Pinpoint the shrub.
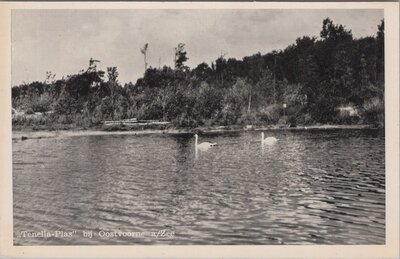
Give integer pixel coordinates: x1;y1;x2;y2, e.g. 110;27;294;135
361;97;384;126
259;104;281;124
25;108;34;115
237;112;259;125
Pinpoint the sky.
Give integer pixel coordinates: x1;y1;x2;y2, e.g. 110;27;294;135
12;9;383;86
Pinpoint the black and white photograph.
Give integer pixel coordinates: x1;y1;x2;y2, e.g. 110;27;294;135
1;2;399;258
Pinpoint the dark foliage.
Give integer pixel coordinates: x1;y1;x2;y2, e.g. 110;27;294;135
12;19;384;128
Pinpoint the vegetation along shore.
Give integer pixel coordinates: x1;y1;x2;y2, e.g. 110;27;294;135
12;18;385;131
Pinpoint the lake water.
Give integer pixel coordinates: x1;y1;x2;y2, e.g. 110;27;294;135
13;129;385;245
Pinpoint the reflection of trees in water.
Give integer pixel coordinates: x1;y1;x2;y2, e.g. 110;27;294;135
261;134;330;238
168;135;195;197
163;135;200;228
53;136;122;226
261;135;309;201
171;135;193;166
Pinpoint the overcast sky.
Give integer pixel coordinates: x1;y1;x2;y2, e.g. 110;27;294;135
12;9;383;86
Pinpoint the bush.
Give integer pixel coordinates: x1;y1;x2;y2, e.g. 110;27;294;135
258;104;281;124
172;114;199;128
361;97;384;126
25;108;34;115
102;124;128;131
334;108;361;124
237;112;259;125
289;113;315;125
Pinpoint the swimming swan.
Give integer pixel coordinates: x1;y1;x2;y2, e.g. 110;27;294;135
195;134;217;150
261;132;278;145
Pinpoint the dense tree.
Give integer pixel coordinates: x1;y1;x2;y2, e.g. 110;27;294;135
174;43;188;70
12;18;385;128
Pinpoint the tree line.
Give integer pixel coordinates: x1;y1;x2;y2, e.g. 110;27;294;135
12;18;385;129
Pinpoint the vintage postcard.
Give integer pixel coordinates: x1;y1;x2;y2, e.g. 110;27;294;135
0;1;399;258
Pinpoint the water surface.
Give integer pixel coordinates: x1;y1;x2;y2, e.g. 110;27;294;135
13;129;385;245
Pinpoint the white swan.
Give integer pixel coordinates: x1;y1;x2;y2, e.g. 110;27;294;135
261;132;278;145
195;134;217;151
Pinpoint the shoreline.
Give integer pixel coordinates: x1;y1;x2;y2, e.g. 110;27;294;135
12;124;381;141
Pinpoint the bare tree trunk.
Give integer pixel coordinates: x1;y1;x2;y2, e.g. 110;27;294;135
248;85;252;113
273;79;276;104
162;100;166;121
273;54;276;104
111;84;115;120
144;54;147;72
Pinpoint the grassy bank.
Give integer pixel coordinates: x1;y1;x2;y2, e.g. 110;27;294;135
12;123;381;142
12;119;381;132
12;109;384;133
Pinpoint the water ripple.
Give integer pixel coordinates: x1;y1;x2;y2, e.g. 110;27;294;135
13;129;385;245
